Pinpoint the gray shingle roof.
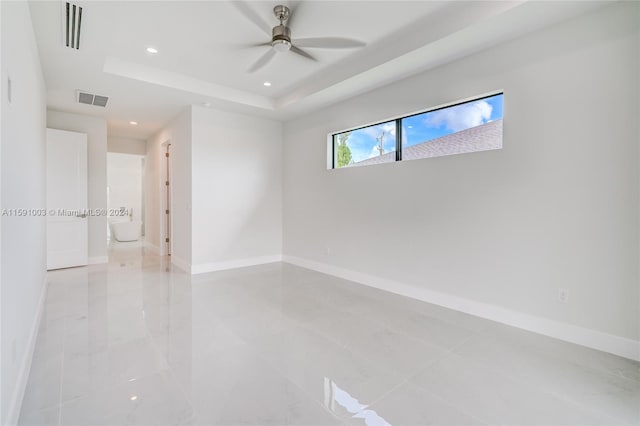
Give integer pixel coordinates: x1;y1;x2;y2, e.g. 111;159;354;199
346;119;503;167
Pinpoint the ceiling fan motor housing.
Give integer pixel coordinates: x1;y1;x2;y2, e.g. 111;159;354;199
272;24;291;51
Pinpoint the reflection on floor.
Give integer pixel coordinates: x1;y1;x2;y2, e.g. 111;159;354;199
18;246;640;425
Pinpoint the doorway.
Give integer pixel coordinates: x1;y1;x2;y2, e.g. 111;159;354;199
106;152;145;250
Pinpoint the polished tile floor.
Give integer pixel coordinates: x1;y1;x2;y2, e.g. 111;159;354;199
19;243;640;425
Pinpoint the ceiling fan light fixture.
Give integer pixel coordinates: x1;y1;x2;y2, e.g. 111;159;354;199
272;39;291;52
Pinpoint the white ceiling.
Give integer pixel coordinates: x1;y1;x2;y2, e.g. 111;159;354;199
28;0;608;140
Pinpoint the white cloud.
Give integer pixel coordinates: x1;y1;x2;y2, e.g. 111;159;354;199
361;122;396;139
426;100;493;132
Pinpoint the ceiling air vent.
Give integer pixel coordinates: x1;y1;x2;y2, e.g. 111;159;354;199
76;90;109;107
65;2;83;49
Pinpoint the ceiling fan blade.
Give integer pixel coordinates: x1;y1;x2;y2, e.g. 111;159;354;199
290;45;317;62
231;1;272;37
248;42;272;48
294;37;366;49
248;48;277;73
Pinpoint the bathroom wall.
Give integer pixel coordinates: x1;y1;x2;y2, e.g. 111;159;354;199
107;153;145;236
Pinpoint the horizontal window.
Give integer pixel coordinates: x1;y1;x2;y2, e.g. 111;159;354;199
331;93;503;169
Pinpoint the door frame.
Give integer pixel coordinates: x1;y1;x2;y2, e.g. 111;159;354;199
161;141;172;256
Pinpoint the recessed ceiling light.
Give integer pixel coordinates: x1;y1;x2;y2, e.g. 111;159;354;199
130;396;138;401
129;121;138;125
146;47;158;54
263;82;272;87
203;102;211;108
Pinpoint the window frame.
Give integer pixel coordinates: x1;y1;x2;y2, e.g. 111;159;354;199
329;90;503;170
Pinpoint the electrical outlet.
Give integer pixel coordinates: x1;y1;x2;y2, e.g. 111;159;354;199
558;288;569;304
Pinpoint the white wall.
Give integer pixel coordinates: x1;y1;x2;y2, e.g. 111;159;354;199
190;106;282;273
0;2;47;423
47;111;108;264
108;136;146;156
107;153;144;227
283;2;639;353
146;108;192;266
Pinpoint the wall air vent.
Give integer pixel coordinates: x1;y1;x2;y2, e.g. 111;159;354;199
76;90;109;107
65;2;83;49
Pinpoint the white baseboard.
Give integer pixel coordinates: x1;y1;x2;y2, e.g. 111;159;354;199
170;256;191;273
283;255;640;362
7;276;49;425
191;255;283;275
144;241;161;256
88;256;108;265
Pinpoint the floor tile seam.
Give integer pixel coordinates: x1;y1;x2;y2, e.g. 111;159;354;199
58;366;176;408
253;317;414;398
482;335;640;387
57;316;173;406
559;359;640;386
443;339;588;399
472;326;640;385
393;331;480;385
401;382;491;426
236;344;348;425
449;336;640;419
162;364;199;424
233;332;364;425
306;389;358;425
343;308;483;354
545;387;637;425
57;315;67;426
55;367;188;426
144;321;196;416
347;378;416;424
411;346;635;426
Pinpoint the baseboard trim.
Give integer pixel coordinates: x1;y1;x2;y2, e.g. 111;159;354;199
7;275;49;425
170;256;191;273
282;255;640;362
88;256;108;265
191;255;283;275
144;241;161;256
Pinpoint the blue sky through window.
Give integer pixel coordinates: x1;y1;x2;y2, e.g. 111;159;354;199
403;94;503;148
333;93;503;167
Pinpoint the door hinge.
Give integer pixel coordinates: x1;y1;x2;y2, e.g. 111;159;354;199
165;209;169;214
165;237;170;243
165;152;170;158
165;180;169;186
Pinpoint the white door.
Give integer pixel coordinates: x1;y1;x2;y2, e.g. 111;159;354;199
46;128;88;270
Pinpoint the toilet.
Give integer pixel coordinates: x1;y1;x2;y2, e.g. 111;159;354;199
109;216;141;242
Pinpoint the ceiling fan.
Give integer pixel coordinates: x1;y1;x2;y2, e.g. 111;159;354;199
233;2;366;73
